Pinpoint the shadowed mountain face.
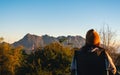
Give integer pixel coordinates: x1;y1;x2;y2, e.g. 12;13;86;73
13;33;85;50
57;35;85;48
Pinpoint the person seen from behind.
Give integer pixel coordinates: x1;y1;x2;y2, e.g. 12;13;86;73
71;29;117;75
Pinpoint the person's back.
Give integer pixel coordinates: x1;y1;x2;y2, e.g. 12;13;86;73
75;46;106;75
71;29;116;75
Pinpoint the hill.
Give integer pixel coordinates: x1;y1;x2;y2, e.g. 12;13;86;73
13;33;85;53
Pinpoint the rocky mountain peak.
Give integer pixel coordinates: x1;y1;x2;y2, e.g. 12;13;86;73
13;33;85;52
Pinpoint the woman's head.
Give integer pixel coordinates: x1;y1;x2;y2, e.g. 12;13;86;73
86;29;100;46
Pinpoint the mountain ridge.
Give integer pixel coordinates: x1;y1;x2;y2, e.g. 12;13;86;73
13;33;85;53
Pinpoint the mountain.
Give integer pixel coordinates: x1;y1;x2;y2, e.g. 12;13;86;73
13;33;85;53
57;35;85;48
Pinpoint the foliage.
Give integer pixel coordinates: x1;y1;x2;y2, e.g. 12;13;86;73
0;39;119;75
17;42;73;75
0;42;74;75
58;37;67;43
99;25;120;73
0;42;23;75
99;26;118;52
0;37;4;43
99;25;120;63
115;53;120;66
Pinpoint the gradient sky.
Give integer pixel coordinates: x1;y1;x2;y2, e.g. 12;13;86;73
0;0;120;43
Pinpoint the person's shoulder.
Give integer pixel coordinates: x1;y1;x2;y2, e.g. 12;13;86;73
95;46;105;51
95;46;107;56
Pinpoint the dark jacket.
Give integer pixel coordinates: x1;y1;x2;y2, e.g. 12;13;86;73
71;45;116;75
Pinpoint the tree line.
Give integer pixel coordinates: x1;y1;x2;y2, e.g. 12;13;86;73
0;42;75;75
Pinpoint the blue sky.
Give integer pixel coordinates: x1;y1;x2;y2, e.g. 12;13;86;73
0;0;120;43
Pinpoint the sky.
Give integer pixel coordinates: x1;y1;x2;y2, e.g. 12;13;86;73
0;0;120;44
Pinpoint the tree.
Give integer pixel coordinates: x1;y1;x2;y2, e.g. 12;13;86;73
0;42;23;75
99;25;120;64
8;46;23;75
58;36;67;43
0;42;11;75
18;42;73;75
41;42;72;75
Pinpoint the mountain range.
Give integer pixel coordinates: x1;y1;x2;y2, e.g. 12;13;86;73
13;33;85;53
